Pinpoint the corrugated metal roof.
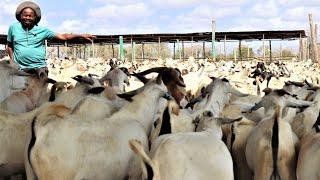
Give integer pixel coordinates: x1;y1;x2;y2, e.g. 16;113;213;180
0;30;306;45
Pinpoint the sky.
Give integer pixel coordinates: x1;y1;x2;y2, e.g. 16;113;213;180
0;0;320;35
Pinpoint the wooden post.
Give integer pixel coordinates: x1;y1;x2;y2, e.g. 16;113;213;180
212;20;216;61
142;43;145;61
224;35;227;61
262;34;265;60
158;37;161;58
173;42;176;59
203;42;206;59
234;49;237;62
309;13;319;63
269;40;272;62
239;40;242;61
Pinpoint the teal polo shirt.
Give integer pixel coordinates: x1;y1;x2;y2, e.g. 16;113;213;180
7;22;56;69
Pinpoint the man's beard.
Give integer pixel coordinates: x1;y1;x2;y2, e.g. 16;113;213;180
22;20;35;29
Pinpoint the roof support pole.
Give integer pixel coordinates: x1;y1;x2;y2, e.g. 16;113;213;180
84;45;86;60
280;42;282;60
191;36;194;57
269;40;272;62
239;40;242;61
142;43;145;61
57;46;60;59
224;35;227;61
212;20;216;61
131;38;135;62
182;41;185;60
119;36;124;61
91;40;94;58
203;42;205;59
158;37;161;59
299;33;302;61
173;42;176;59
234;48;237;62
112;44;115;58
262;34;265;61
247;43;250;61
176;39;181;61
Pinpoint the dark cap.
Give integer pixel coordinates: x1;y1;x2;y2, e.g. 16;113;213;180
16;1;41;24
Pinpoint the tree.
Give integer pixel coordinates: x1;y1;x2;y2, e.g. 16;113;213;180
236;45;255;59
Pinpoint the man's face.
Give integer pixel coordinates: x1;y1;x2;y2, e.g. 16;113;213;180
20;7;36;28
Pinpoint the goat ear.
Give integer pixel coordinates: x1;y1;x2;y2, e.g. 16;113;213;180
72;75;94;85
263;88;272;95
221;78;229;83
275;89;291;96
119;67;130;76
117;93;133;102
46;78;57;84
87;87;105;94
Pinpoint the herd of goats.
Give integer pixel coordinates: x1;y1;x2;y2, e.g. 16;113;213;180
0;57;320;180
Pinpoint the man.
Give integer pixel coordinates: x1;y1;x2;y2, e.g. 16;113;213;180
7;1;95;76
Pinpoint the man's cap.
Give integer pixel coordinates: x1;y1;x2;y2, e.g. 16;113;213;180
16;1;41;24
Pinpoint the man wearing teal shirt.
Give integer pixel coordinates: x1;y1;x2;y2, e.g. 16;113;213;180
7;1;95;75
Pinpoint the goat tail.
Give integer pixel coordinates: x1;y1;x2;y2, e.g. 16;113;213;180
129;139;156;180
271;106;280;179
26;117;38;180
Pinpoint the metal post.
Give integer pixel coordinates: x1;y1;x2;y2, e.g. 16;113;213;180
299;33;302;61
112;44;115;58
239;40;242;61
262;34;265;60
224;35;227;61
191;36;194;57
158;36;161;58
247;43;250;60
203;42;206;59
173;42;176;59
119;36;124;61
57;46;60;59
269;40;272;62
280;42;282;60
177;39;181;61
182;41;184;60
212;20;216;61
91;40;94;58
84;45;86;59
142;43;145;61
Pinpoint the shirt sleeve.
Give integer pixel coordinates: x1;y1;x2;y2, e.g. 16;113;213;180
7;24;13;42
44;27;56;40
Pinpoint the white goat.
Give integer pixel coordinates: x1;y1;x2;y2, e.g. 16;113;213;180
130;111;241;180
26;78;171;180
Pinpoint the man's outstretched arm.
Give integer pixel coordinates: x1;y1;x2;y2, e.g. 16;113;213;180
54;33;96;42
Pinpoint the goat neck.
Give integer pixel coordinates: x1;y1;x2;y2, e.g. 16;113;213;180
113;83;167;134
